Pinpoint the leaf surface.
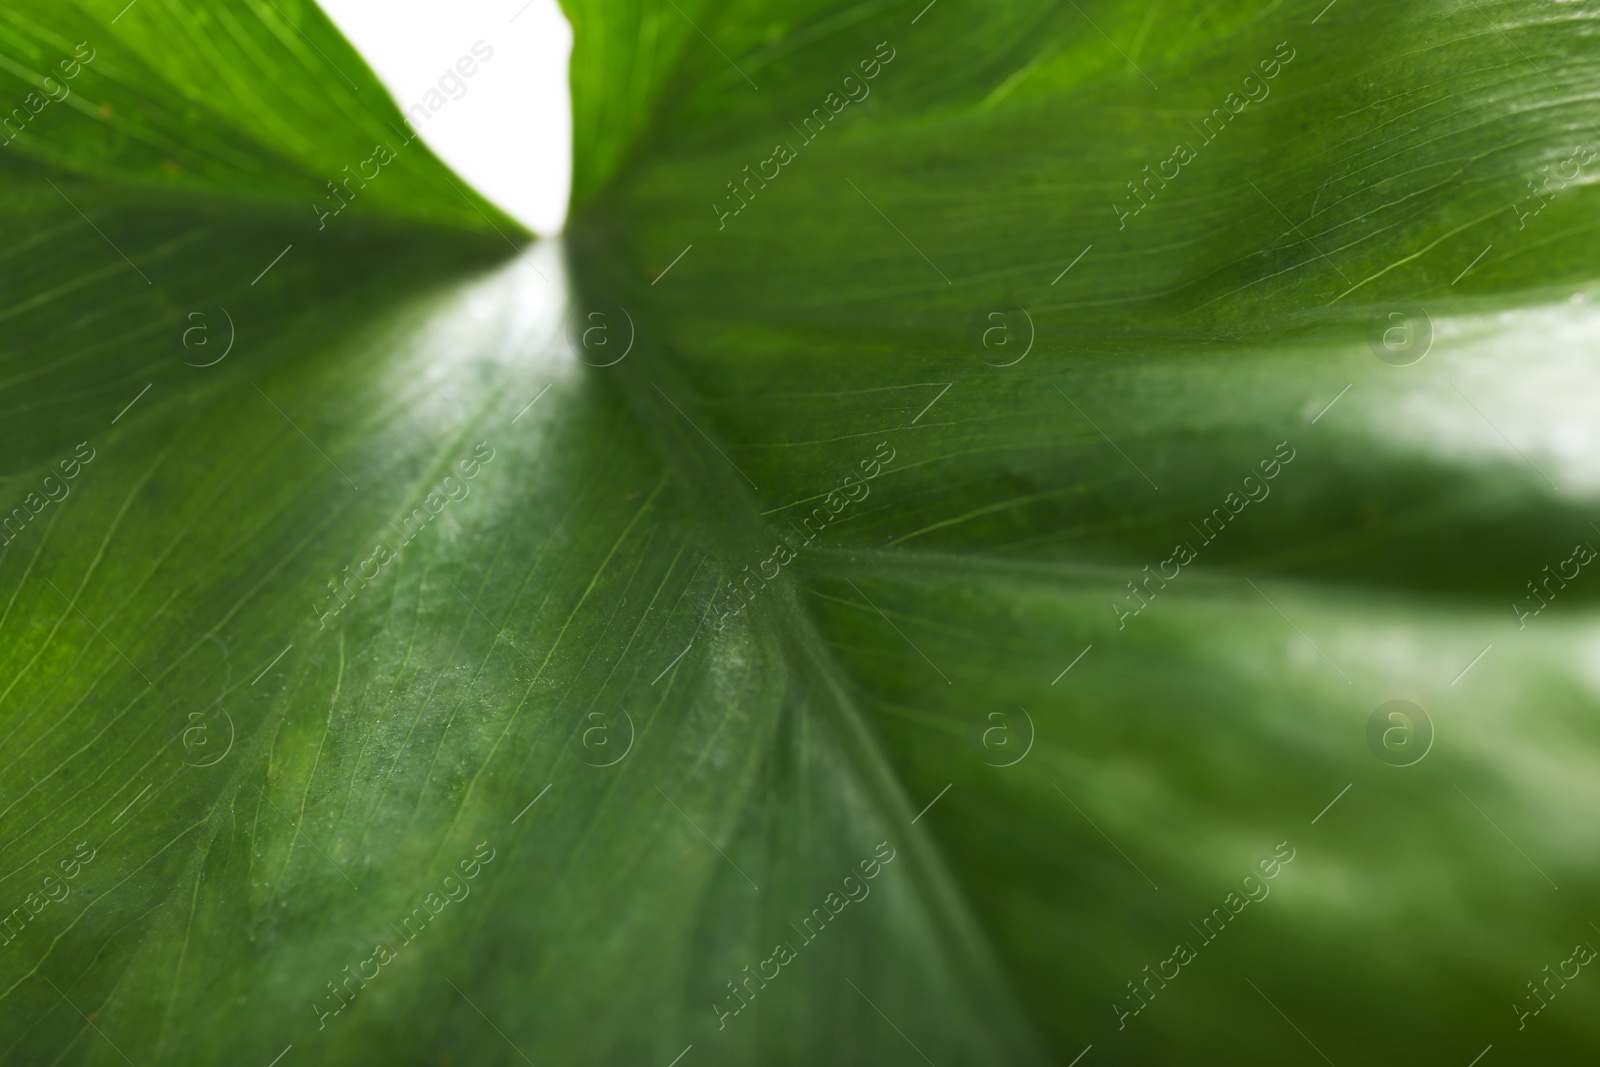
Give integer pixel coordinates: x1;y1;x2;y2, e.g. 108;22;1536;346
3;0;1599;1064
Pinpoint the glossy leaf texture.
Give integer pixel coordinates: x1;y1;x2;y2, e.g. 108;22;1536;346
3;1;1599;1066
0;2;1040;1065
561;0;1600;1062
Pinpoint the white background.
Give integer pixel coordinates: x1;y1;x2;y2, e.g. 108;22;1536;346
317;0;573;235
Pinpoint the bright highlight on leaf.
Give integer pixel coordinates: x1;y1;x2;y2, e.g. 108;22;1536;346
2;0;1598;1064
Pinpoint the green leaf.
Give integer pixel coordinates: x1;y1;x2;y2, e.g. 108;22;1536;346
5;0;1599;1064
0;0;519;229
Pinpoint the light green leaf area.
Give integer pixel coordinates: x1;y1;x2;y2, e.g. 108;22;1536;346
1;1;1597;1066
0;0;517;228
